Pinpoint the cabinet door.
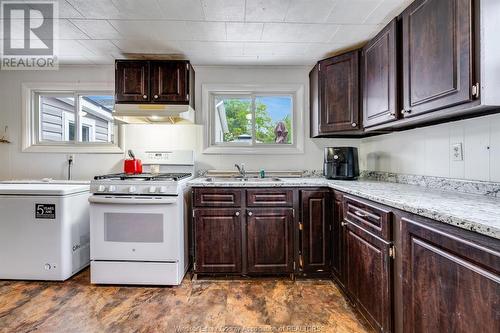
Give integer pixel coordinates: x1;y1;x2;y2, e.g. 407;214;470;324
331;192;344;285
194;208;242;273
363;19;398;128
319;50;360;133
345;222;393;333
400;216;500;333
301;190;331;273
246;208;294;274
115;61;150;102
402;0;473;117
151;61;189;103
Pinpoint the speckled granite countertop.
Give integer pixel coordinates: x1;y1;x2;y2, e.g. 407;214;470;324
188;177;500;240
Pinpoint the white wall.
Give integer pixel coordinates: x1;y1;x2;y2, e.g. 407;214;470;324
360;113;500;182
0;65;357;180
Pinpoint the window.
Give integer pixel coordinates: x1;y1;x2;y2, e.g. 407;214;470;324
22;83;123;153
203;84;304;155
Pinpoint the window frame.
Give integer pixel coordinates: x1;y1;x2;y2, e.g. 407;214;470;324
202;83;305;155
22;82;124;154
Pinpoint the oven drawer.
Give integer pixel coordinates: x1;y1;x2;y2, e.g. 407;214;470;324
246;189;294;207
343;195;392;241
193;188;242;207
91;261;182;285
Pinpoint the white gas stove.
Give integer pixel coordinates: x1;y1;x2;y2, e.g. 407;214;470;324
89;150;194;286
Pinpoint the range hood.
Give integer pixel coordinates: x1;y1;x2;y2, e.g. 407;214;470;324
113;104;195;124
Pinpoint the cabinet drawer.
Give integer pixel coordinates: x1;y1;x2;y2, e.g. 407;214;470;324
246;189;293;207
193;188;242;207
343;195;392;241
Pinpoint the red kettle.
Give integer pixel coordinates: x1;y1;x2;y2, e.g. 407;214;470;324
124;150;143;174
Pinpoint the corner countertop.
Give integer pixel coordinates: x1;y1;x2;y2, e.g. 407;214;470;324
188;177;500;240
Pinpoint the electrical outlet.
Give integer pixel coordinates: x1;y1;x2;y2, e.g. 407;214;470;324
452;143;463;161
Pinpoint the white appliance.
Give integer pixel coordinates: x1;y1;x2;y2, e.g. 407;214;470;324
89;150;193;286
0;183;90;281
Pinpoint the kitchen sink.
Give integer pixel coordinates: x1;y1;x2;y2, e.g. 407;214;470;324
205;177;283;183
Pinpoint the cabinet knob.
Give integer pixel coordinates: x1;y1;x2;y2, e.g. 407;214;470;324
351;122;357;128
401;109;412;115
235;211;240;216
341;221;347;227
248;211;253;216
154;95;159;99
143;95;148;99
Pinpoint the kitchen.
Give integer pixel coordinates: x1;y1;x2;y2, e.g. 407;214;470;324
0;0;499;332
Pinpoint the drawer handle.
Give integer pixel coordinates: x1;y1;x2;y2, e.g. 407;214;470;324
248;211;253;216
354;210;369;218
143;95;148;99
235;211;240;216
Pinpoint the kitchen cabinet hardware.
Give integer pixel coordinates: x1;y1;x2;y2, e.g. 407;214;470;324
154;94;158;99
351;123;357;127
341;221;347;227
235;211;240;216
143;95;148;99
247;211;253;216
354;210;369;218
388;246;395;259
472;83;480;98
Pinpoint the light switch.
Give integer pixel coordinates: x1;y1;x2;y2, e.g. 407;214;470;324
452;143;464;161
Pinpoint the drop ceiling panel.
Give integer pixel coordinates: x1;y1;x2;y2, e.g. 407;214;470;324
6;0;411;65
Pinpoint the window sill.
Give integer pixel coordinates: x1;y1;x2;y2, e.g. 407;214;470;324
203;145;304;155
22;144;124;154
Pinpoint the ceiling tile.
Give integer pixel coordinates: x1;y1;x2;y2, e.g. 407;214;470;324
156;0;205;20
66;0;120;19
58;19;89;39
189;55;260;65
245;0;290;22
327;0;382;24
262;23;339;43
330;24;380;44
112;39;181;55
200;0;246;21
70;19;122;39
284;0;337;23
108;20;192;41
243;42;308;56
364;0;410;24
58;55;93;64
109;0;163;19
59;39;93;56
256;55;314;65
306;42;353;59
179;41;245;57
226;23;263;41
186;22;226;41
78;39;122;56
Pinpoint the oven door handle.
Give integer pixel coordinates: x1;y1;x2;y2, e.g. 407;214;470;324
89;196;178;205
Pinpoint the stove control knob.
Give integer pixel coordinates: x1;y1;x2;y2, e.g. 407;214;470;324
97;185;106;192
149;186;157;193
129;186;137;193
159;186;167;193
108;185;116;192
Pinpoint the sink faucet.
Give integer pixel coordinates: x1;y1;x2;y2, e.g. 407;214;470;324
235;163;246;178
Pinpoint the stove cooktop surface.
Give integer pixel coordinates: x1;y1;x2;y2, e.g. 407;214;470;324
94;172;192;181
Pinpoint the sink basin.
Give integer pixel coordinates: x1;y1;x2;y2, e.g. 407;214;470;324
205;177;282;183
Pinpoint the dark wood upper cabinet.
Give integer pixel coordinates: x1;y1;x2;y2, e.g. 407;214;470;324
246;208;294;274
300;189;331;273
363;19;399;128
401;0;473;117
151;61;189;103
310;50;362;137
115;61;150;103
400;214;500;333
115;60;194;105
345;221;393;333
193;208;242;274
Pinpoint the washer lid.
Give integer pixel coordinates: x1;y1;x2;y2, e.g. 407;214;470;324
0;183;90;196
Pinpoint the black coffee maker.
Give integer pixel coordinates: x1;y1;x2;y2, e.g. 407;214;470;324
324;147;359;180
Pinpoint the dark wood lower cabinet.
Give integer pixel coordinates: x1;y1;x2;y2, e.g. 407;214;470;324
246;208;294;274
400;215;500;333
193;208;242;273
332;192;345;286
301;190;331;273
345;221;393;333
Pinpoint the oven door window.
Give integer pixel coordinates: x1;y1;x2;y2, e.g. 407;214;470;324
104;213;164;243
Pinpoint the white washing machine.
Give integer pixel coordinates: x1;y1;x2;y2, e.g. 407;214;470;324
0;183;90;281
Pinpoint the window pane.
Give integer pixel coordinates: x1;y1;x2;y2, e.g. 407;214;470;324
39;94;75;142
78;95;115;143
255;96;293;144
214;96;252;144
